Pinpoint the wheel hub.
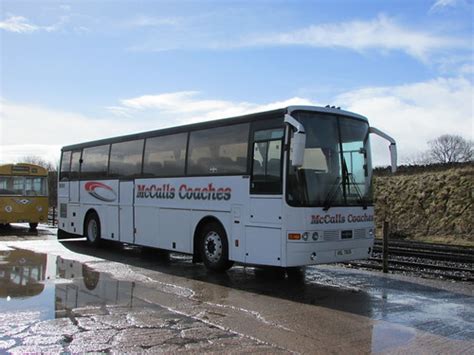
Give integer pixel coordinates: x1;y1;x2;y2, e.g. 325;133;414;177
204;231;222;263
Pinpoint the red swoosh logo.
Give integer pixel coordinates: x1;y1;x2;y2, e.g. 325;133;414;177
85;182;116;202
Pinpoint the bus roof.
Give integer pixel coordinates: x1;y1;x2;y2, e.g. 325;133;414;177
0;163;49;176
62;105;368;151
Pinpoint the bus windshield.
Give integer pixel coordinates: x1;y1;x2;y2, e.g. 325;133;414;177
287;111;372;208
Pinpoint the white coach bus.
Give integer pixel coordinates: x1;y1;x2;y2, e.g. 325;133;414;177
58;106;396;271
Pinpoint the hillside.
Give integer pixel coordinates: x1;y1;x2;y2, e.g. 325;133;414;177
373;164;473;246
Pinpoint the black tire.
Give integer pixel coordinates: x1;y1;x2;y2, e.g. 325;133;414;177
200;222;233;272
29;222;38;230
82;264;100;290
84;212;101;246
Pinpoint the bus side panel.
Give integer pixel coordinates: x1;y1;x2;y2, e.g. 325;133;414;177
134;206;159;247
70;181;80;203
229;205;245;262
158;208;191;253
245;227;282;266
57;181;69;231
67;204;81;235
243;196;283;266
134;176;249;255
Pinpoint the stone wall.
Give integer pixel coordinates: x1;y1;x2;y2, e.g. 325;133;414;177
373;164;473;245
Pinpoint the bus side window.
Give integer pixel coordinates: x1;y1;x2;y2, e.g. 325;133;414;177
251;128;283;194
60;151;72;181
109;139;144;178
70;150;82;180
81;145;109;179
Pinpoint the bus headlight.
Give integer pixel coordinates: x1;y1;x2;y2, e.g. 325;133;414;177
302;232;309;241
36;206;43;212
5;205;12;213
312;232;319;241
369;229;374;237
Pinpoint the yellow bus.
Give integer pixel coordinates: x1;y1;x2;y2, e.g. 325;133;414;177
0;163;49;230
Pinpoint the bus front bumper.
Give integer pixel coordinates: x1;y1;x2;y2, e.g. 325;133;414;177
285;238;374;267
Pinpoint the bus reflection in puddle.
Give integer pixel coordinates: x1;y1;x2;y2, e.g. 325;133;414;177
0;248;136;316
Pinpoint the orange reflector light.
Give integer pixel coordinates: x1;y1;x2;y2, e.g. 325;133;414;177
288;233;301;240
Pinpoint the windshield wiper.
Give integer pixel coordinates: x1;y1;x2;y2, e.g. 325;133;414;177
323;156;367;211
322;177;342;211
347;169;368;209
342;155;368;209
322;156;350;211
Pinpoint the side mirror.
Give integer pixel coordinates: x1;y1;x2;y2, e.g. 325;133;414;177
291;131;306;167
389;143;397;173
369;127;397;173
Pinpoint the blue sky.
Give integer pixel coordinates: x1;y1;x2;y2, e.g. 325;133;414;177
1;0;473;165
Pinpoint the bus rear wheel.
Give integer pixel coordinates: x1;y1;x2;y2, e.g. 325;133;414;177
29;223;38;231
84;212;101;246
200;222;233;272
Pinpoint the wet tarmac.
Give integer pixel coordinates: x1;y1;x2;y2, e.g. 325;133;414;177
0;224;473;353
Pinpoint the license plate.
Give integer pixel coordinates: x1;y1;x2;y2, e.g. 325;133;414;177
336;249;352;256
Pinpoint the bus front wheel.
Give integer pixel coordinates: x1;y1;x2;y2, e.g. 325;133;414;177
200;222;233;272
84;212;101;246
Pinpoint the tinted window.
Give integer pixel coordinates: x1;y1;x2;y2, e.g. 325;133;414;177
0;176;24;195
109;140;144;178
187;123;249;175
81;145;109;179
251;128;283;194
70;150;82;180
143;133;187;177
60;151;71;180
25;177;47;196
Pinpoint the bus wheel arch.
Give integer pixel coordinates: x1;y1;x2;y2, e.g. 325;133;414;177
84;209;101;246
193;216;233;272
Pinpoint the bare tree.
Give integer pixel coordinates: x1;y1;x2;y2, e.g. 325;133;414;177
402;151;433;165
17;156;57;171
428;134;473;163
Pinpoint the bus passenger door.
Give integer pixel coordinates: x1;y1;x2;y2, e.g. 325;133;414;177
69;150;82;204
246;127;284;266
119;181;134;244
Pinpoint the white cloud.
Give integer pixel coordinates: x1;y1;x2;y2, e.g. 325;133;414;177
1;95;314;164
0;14;68;33
430;0;461;11
0;15;39;33
337;77;474;165
2;78;472;167
0;101;154;164
242;14;467;61
112;92;314;124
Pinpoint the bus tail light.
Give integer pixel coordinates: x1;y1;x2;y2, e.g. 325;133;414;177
288;233;301;240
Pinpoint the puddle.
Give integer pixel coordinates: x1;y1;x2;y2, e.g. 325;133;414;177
0;248;137;316
371;322;416;353
0;244;473;353
0;248;270;353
